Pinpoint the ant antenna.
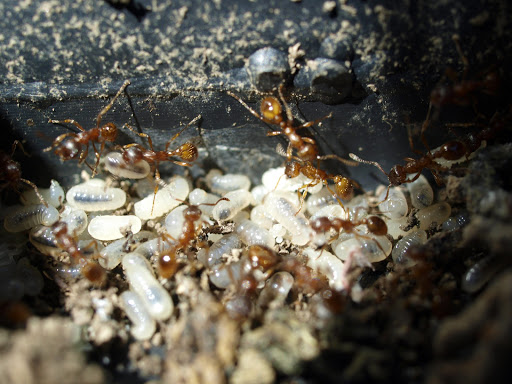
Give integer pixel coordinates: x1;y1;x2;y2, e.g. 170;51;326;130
349;153;388;176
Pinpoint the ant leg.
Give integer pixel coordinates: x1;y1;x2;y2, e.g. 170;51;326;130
20;178;48;207
452;34;469;79
265;130;283;137
123;124;155;151
419;102;433;153
277;83;294;123
91;142;104;177
150;164;162;216
227;91;273;124
296;112;333;130
11;140;30;157
165;114;202;151
324;183;347;213
96;80;131;128
48;118;85;132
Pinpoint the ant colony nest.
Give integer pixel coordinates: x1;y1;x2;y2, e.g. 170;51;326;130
0;76;506;384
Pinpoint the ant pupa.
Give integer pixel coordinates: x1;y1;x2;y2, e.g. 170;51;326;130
45;80;131;177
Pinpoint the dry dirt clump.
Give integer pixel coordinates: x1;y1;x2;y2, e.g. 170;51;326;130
0;316;105;384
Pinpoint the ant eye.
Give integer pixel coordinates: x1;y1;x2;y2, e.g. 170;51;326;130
123;147;143;163
261;97;282;123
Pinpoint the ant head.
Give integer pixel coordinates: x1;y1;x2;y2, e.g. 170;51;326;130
388;165;405;186
183;205;202;221
177;142;198;162
51;221;68;236
261;96;283;124
333;176;353;200
123;146;143;163
298;143;318;162
310;216;332;232
4;161;21;183
56;139;81;160
81;262;106;286
247;245;278;271
101;123;117;142
366;216;387;236
285;161;301;178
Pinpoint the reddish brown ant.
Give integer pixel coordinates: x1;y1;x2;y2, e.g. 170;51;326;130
228;84;350;165
45;80;131;176
283;158;357;213
51;221;106;286
0;140;47;207
310;215;388;238
157;196;228;278
118;115;200;214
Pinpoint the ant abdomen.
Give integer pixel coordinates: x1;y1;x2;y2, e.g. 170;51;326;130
438;140;467;161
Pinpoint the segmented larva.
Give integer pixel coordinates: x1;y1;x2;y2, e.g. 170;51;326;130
391;230;428;267
263;192;313;246
66;180;126;212
406;174;434;209
99;231;156;270
378;187;408;219
416;202;451;230
257;271;294;309
104;152;151;179
206;169;251;194
134;175;189;220
88;215;142;241
235;219;274;248
21;179;65;208
122;252;174;320
120;290;156;341
4;204;60;233
212;189;253;221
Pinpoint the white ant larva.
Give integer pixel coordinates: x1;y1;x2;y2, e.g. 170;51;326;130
416;202;451;230
4;204;60;233
66;180;126;212
88;215;142;241
235;219;274;248
120;290;157;341
378;186;408;219
104;152;151;179
263;192;313;246
134;176;189;220
391;230;428;267
406;174;434;209
212;189;253;221
122;252;174;321
205;169;251;194
21;179;65;208
257;271;294;310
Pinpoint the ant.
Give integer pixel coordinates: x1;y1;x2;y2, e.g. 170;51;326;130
0;140;47;207
283;157;357;213
51;221;106;286
157;197;228;278
228;84;349;165
118;115;201;214
45;80;131;177
310;215;388;239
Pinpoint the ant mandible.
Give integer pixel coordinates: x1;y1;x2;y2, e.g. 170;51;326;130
1;140;47;207
45;80;131;177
